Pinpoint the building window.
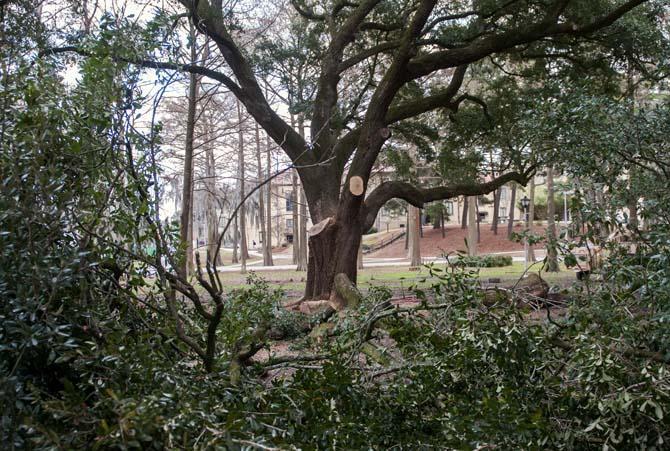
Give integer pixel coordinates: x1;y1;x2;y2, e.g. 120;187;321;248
500;187;508;202
286;193;294;211
286;218;293;230
446;201;454;215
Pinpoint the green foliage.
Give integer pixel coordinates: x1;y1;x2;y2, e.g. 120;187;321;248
451;254;514;268
3;1;670;449
425;201;449;228
0;9;176;446
220;273;294;348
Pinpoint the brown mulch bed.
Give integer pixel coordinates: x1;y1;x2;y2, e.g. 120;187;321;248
369;224;547;258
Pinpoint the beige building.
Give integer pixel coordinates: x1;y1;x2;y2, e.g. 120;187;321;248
371;174;535;232
213;170;313;251
189;169;546;253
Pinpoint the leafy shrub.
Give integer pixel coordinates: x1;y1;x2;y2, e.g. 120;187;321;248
451;254;513;267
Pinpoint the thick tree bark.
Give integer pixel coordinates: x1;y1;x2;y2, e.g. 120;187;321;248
467;196;477;256
507;183;517;240
546;167;560;272
303;173;365;300
305;218;340;299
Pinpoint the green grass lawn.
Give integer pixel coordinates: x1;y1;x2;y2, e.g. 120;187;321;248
210;261;577;293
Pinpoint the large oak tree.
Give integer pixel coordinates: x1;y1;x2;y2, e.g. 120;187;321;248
185;0;661;301
51;0;662;301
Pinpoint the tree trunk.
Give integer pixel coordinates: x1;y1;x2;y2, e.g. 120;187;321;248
297;186;308;271
461;196;468;229
305;218;357;300
507;183;517;240
409;205;421;267
404;209;410;250
187;203;194;273
291;170;299;264
232;216;239;264
265;128;274;266
467;196;477;256
179;22;199;278
236;100;248;273
255;122;272;266
545;167;560;272
357;242;364;270
205;122;221;266
263;79;274;266
302;178;362;301
441;209;446;238
297;118;308;271
406;208;413;259
491;188;500;234
475;199;481;243
529;177;538;260
419;210;424;238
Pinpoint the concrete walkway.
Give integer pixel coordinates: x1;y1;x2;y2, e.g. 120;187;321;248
216;249;547;273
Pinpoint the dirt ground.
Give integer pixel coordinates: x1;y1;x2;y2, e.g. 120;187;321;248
369;223;547;258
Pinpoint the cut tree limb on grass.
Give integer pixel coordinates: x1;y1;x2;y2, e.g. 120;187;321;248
484;273;549;307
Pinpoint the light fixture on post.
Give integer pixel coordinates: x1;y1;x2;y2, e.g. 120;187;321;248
520;196;530;273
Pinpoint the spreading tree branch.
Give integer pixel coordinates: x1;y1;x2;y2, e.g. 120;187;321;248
361;169;534;232
404;0;649;82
